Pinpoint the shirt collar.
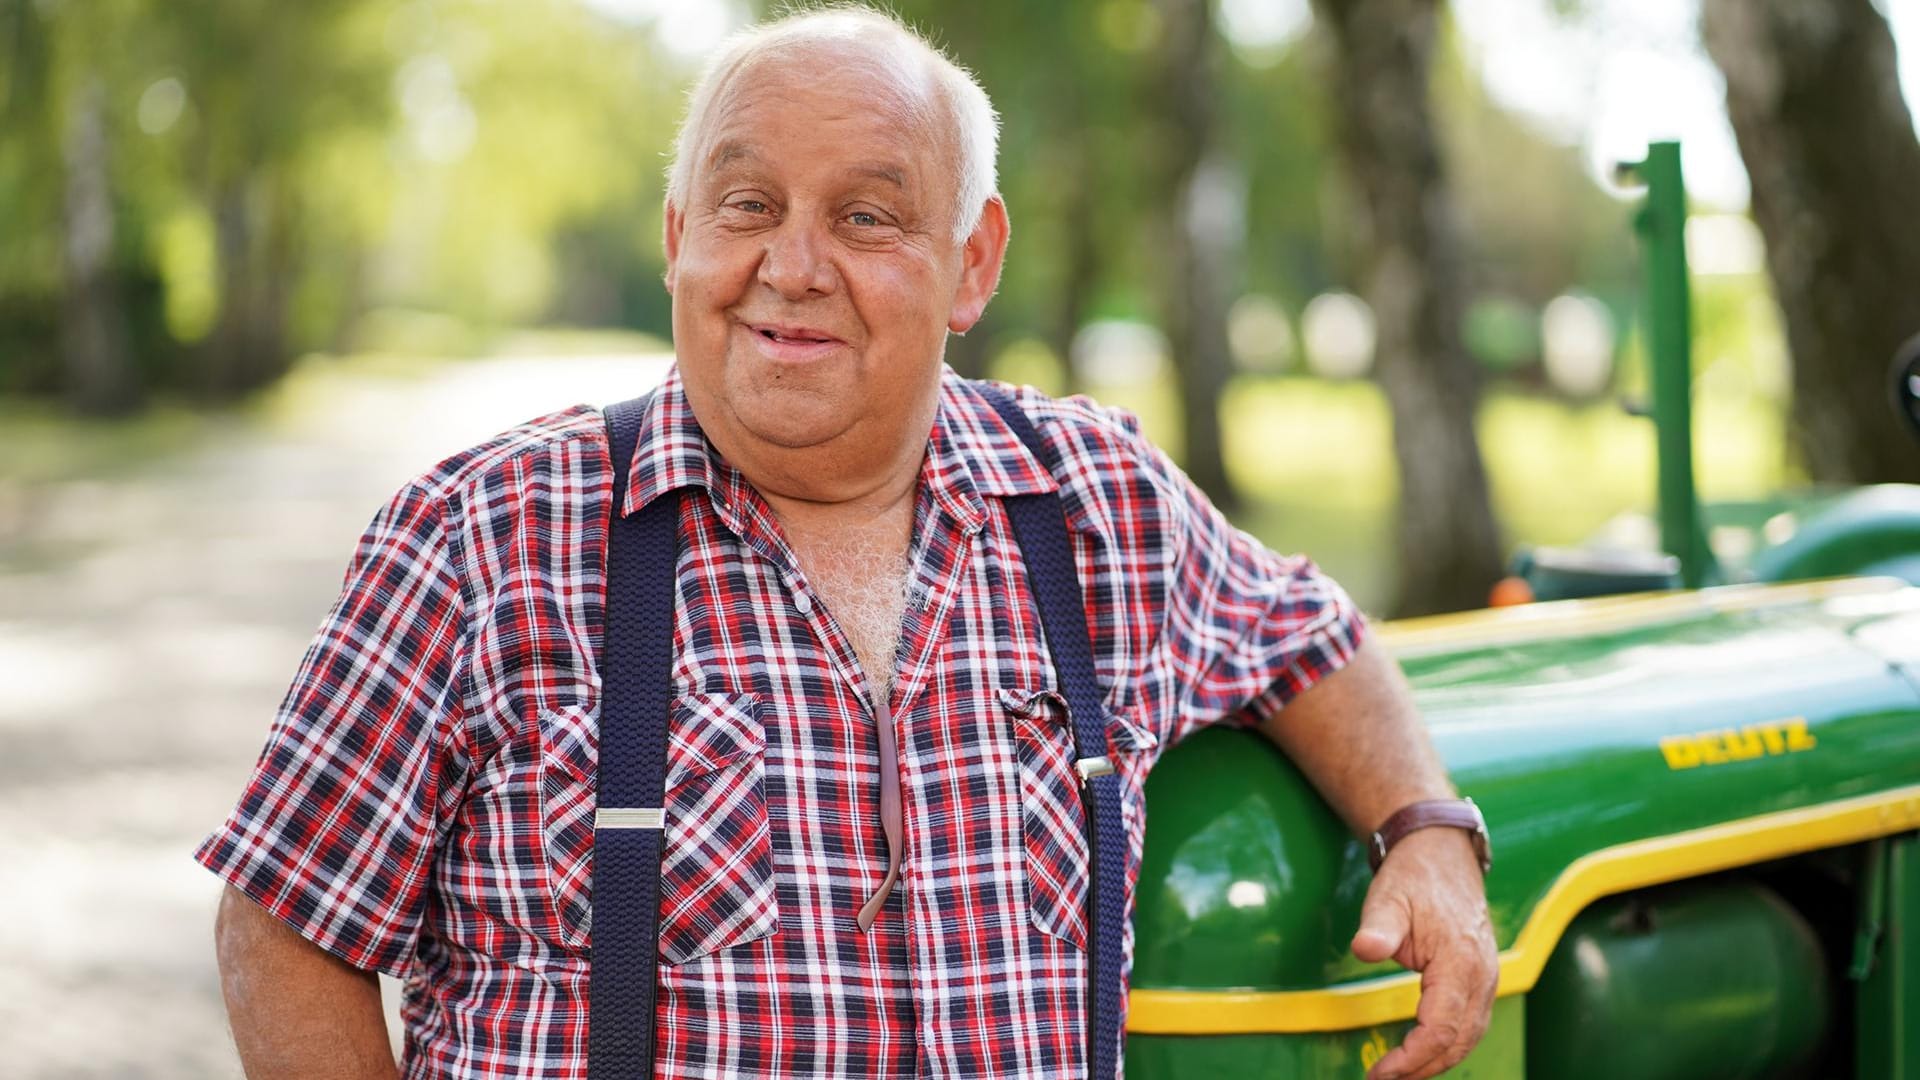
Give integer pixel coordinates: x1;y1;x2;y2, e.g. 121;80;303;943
617;366;1058;531
930;368;1057;496
618;367;747;525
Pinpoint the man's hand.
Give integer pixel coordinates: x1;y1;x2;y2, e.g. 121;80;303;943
1254;638;1501;1079
1351;828;1499;1080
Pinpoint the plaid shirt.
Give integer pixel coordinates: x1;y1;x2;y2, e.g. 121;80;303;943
195;368;1365;1079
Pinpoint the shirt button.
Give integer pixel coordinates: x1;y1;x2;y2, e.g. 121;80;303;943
793;591;813;616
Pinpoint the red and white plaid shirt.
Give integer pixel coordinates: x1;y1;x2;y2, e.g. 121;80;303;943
196;368;1364;1079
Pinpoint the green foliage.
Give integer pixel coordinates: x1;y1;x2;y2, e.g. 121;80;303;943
1464;297;1542;371
0;0;1794;545
1228;45;1337;304
378;0;680;328
0;0;689;400
1432;11;1636;305
0;0;402;397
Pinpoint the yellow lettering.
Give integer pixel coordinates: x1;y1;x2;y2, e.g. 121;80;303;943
1661;718;1817;770
1723;728;1766;761
1757;723;1788;755
1787;718;1818;752
1360;1031;1390;1071
1661;736;1702;770
1695;734;1729;765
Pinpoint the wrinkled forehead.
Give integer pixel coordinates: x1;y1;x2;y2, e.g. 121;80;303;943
692;41;954;189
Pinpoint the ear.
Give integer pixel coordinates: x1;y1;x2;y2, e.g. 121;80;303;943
663;200;687;294
948;195;1010;334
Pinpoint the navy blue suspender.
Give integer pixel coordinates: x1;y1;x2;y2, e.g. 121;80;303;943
590;385;1126;1079
590;396;681;1077
977;383;1129;1080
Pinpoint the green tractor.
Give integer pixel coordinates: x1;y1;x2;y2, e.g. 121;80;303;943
1124;143;1920;1078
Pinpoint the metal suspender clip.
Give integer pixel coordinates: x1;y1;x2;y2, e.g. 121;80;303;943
595;807;666;830
1073;756;1115;785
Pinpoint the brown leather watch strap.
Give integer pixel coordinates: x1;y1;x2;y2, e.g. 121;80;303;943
1368;797;1492;874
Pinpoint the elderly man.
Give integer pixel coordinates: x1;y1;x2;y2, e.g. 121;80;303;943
200;8;1496;1080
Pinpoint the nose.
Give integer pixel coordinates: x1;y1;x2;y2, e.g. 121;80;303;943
757;219;836;300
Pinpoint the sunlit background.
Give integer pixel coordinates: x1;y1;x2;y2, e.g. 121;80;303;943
4;0;1920;1074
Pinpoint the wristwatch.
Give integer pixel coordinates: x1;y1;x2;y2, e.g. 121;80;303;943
1367;797;1492;874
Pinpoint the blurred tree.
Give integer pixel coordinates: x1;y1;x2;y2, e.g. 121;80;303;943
58;52;139;415
1431;25;1634;313
175;0;393;394
1701;0;1920;483
380;0;674;335
1309;0;1504;615
0;0;689;409
916;0;1262;495
908;0;1138;386
1228;42;1337;309
1;0;140;413
0;0;396;403
1151;0;1241;506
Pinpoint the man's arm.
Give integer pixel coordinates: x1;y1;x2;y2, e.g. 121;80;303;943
197;480;465;1073
1256;637;1499;1080
214;885;400;1079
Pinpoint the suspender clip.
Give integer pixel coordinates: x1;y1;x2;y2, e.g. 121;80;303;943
1073;755;1115;784
596;807;666;830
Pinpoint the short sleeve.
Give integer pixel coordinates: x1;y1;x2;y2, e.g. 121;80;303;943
1107;412;1369;748
193;480;468;977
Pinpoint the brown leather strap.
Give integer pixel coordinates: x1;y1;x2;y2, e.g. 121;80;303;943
856;688;904;930
1368;798;1492;874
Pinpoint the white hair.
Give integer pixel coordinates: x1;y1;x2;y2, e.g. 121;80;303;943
663;5;1000;242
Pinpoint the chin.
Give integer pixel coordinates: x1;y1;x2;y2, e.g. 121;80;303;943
730;388;857;450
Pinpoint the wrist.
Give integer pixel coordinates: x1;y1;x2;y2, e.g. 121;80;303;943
1367;796;1492;874
1381;820;1479;867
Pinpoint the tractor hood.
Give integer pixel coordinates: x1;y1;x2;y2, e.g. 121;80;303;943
1128;577;1920;1035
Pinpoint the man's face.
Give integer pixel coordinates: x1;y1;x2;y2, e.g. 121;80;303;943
664;52;1001;459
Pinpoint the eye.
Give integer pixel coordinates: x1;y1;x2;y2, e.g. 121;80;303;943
734;199;770;214
847;210;883;228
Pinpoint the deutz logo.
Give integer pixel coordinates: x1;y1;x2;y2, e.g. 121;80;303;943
1659;718;1817;770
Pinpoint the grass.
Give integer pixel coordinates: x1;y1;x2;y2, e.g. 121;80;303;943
1212;377;1791;613
0;399;214;488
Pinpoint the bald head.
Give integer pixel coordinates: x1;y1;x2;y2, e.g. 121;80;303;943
665;7;999;242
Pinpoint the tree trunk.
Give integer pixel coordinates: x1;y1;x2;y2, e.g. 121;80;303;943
1310;0;1504;616
1154;0;1240;507
1701;0;1920;484
60;75;139;416
203;177;251;397
204;171;294;398
1048;136;1097;398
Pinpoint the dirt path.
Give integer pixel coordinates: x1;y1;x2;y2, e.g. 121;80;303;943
0;353;669;1078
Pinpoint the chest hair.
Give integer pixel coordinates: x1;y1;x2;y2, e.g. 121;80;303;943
790;533;915;702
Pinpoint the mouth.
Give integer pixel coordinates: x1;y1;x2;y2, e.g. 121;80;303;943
746;323;845;347
738;320;848;363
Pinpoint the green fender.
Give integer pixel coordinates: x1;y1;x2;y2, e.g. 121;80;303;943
1750;484;1920;585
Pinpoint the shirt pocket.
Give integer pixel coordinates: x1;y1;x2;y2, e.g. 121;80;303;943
538;691;782;964
1000;686;1158;951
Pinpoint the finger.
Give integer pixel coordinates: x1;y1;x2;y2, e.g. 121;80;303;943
1365;964;1471;1080
1418;922;1500;1077
1469;941;1500;1031
1351;889;1411;965
1365;1017;1458;1080
1459;913;1501;1041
